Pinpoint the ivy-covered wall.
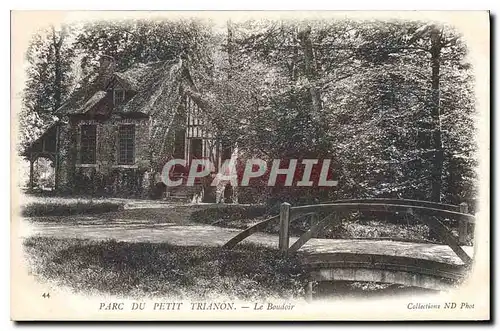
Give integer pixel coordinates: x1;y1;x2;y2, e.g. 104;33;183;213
57;115;154;197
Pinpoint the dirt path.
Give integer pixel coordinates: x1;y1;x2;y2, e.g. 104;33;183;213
20;201;276;246
21;219;282;247
19;201;473;266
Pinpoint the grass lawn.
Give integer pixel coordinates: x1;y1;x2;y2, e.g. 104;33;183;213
23;237;307;300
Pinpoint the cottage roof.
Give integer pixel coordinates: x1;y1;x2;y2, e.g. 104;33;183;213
56;58;197;116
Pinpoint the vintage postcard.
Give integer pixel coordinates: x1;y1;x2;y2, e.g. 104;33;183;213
10;11;490;321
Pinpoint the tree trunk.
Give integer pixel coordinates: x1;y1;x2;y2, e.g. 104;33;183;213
283;25;299;81
298;26;322;113
227;20;234;79
429;28;444;202
51;26;64;112
29;155;34;191
51;25;65;192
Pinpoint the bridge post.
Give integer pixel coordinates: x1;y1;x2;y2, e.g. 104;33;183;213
459;202;468;245
279;202;291;253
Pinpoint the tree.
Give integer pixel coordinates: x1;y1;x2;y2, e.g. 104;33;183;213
20;24;75;150
74;18;216;85
200;19;477;204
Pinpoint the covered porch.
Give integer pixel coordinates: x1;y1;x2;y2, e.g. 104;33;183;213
22;124;60;191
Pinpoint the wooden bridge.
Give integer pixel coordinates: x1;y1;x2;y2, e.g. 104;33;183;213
222;199;475;299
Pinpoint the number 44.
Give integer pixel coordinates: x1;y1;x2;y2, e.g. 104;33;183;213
42;293;50;298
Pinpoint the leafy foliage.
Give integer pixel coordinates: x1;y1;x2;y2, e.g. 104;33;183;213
201;19;477;204
20;25;75;150
74;18;216;85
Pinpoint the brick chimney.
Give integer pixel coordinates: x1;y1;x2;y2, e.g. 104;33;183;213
97;55;116;89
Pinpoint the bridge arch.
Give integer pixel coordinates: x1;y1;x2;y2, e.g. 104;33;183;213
312;267;457;291
223;199;475;295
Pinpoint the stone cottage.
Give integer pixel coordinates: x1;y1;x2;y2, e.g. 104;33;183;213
23;56;233;200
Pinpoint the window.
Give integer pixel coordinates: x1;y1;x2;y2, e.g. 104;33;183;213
113;89;126;106
118;125;135;165
80;125;97;164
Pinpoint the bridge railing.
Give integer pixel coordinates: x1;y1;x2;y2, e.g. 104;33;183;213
317;198;462;212
278;200;475;265
222;198;475;265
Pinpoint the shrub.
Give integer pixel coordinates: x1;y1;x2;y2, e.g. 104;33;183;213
22;201;124;217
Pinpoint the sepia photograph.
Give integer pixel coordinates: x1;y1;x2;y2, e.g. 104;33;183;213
10;10;490;321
